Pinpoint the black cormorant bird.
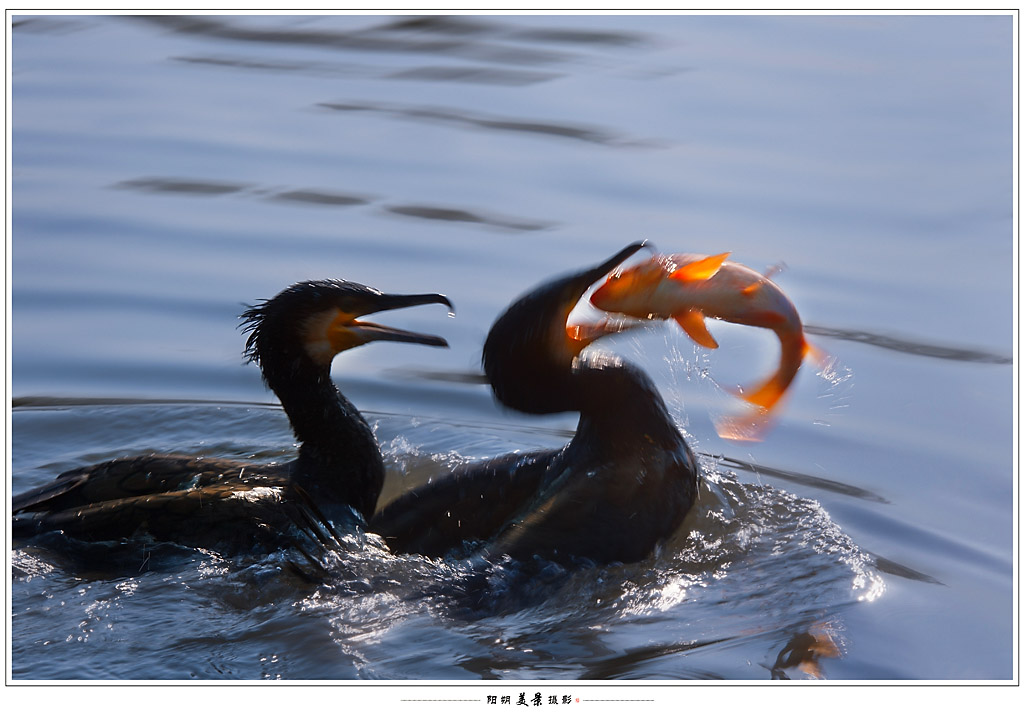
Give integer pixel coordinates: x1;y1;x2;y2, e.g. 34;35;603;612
12;280;452;555
371;244;700;564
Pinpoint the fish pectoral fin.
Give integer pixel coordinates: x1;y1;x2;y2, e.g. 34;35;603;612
669;252;730;282
674;310;719;349
566;317;647;351
741;281;760;296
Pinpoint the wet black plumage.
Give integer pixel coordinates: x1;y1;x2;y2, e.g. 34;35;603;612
371;244;699;564
12;280;451;556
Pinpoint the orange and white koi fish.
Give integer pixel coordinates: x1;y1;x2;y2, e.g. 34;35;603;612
590;252;824;440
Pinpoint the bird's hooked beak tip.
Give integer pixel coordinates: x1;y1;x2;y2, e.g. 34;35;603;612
337;290;454;351
370;291;453;315
563;242;649;303
592;242;649;281
559;242;656;353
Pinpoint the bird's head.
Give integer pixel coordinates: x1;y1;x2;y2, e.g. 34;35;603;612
482;242;647;414
241;279;452;372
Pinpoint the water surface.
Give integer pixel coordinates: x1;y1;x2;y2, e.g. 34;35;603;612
9;13;1015;685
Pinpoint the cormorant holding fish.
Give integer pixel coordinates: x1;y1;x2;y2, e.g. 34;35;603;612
371;244;700;564
590;251;824;441
12;280;452;556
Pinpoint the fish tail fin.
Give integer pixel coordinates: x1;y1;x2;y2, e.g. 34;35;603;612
732;332;811;410
733;374;787;411
714;406;774;443
803;338;829;367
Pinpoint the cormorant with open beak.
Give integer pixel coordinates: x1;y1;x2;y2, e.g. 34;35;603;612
12;280;452;556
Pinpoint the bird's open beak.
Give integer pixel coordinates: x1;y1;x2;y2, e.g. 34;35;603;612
563;242;650;354
341;293;453;348
323;293;453;354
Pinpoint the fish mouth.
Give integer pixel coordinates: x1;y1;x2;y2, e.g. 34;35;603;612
562;241;651;352
481;242;653;414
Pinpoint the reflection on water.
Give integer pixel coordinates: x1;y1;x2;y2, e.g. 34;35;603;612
114;177;252;196
373;14;650;47
10;400;884;680
175;54;562;86
716;454;888;503
804;324;1012;365
385;204;551;231
869;554;941;586
113;175;550;230
11;16;87;34
317;100;660;147
115;176;374;208
766;623;843;680
271;189;373;207
135;14;654;65
135;14;576;66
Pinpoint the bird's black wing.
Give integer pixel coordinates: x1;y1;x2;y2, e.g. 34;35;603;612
487;446;698;564
370;449;555;557
12;454;286;515
12;479;346;569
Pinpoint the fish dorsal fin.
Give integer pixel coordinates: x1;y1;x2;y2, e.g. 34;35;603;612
674;310;719;349
670;252;730;282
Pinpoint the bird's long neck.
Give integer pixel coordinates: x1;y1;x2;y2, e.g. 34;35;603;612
487;327;683;452
570;355;684;452
489;359;587;415
264;357;384;521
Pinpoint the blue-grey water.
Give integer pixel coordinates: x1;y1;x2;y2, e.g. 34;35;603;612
8;13;1015;685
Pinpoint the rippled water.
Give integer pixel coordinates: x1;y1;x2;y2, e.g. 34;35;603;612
8;13;1015;688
